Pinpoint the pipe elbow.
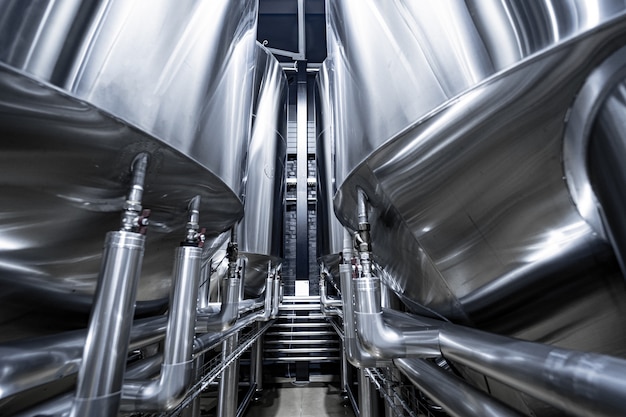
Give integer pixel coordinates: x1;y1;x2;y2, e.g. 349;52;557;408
120;361;192;412
355;311;405;359
355;311;440;359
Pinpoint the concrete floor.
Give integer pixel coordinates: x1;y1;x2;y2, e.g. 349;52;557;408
243;383;356;417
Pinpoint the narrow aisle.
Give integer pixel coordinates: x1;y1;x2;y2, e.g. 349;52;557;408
244;383;355;417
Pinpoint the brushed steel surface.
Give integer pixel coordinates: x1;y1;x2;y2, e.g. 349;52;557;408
71;230;145;417
316;61;344;269
238;44;288;296
590;80;626;276
0;0;259;194
334;13;626;331
0;0;258;332
0;65;243;312
325;0;626;187
325;3;626;415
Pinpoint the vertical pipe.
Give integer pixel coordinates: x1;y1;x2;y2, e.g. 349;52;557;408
340;340;349;393
197;262;211;309
358;369;376;417
296;66;309;282
296;0;306;59
217;334;240;417
218;228;240;417
252;322;264;395
71;153;149;417
181;356;203;417
119;244;203;411
71;231;145;417
271;276;280;319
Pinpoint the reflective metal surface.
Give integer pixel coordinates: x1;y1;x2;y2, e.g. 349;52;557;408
316;62;345;275
325;0;626;187
332;2;626;330
0;0;258;338
71;230;145;417
587;74;626;276
323;2;626;415
395;358;524;417
0;0;258;194
120;245;202;412
238;44;288;296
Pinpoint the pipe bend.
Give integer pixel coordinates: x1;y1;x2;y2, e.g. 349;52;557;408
120;360;193;412
355;311;440;359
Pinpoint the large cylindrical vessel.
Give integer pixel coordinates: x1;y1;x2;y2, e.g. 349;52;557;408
316;61;345;281
0;0;258;336
323;1;626;415
238;44;288;296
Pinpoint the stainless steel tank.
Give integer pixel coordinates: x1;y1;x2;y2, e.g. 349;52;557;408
0;0;258;338
238;44;288;297
324;1;626;415
316;61;345;281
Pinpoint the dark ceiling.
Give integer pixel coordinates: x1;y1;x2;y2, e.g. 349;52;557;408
258;0;327;63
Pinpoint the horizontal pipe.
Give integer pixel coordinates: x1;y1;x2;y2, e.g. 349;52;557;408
264;357;341;362
193;305;271;356
19;314;271;417
353;273;626;417
0;316;167;401
125;354;164;380
394;358;524;417
8;263;275;415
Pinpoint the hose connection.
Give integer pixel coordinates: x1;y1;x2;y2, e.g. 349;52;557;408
354;188;373;278
121;153;150;234
183;195;205;247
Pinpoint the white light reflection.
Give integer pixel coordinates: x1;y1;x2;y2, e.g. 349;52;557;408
0;236;30;251
525;221;589;263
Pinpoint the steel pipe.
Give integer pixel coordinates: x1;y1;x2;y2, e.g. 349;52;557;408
320;274;342;314
70;153;149;417
251;323;264;395
270;273;280;319
358;369;376;417
217;334;240;417
0;315;167;402
70;233;145;416
120;199;204;412
339;264;388;368
395;358;524;417
195;274;241;333
352;274;626;417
